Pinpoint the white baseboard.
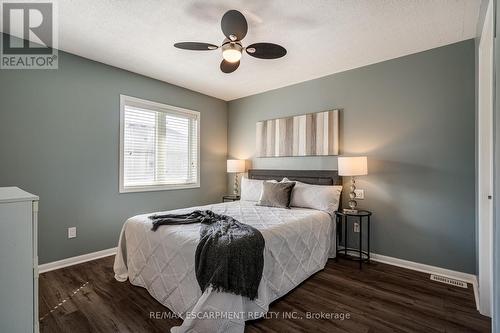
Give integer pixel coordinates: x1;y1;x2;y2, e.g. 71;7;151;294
370;253;476;283
371;253;479;310
38;247;117;273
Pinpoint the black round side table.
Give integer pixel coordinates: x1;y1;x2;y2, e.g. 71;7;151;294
335;210;372;269
222;195;240;202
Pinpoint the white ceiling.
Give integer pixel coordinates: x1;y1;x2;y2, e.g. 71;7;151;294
22;1;486;100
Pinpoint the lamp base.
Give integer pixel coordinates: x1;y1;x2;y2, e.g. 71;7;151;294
233;173;239;195
346;177;359;213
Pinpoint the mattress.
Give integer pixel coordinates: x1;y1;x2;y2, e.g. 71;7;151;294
114;200;336;332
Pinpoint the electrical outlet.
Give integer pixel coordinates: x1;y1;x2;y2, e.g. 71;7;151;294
68;227;77;239
354;222;360;233
354;189;365;199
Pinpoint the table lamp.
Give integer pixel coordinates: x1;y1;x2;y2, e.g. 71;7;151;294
227;159;246;195
338;156;368;213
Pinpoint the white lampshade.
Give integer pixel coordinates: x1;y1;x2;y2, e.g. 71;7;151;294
227;159;245;173
338;156;368;176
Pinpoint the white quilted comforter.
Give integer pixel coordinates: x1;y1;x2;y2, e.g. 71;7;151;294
114;201;336;332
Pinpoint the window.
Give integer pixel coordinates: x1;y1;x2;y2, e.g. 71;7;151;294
119;95;200;193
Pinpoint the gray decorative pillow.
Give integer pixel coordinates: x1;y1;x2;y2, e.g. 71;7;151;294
257;181;296;208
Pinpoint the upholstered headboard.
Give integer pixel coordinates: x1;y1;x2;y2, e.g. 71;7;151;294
247;169;342;186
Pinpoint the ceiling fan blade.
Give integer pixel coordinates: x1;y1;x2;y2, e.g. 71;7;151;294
220;59;240;73
174;42;219;51
245;43;287;59
221;10;248;41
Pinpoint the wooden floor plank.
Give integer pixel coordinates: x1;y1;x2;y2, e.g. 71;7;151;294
39;256;490;332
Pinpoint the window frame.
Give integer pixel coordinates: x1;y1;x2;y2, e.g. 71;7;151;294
119;94;200;193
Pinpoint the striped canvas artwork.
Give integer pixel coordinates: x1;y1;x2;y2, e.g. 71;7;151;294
256;110;339;157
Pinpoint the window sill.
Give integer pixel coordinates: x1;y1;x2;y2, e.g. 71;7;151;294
119;183;200;193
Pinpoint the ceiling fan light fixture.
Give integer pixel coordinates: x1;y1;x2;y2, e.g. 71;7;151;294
222;42;242;63
222;49;241;63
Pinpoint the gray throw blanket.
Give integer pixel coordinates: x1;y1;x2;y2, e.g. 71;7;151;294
149;210;265;300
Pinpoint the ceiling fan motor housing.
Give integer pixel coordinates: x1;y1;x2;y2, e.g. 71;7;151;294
222;41;243;53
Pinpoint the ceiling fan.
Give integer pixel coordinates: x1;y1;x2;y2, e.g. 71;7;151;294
174;9;287;73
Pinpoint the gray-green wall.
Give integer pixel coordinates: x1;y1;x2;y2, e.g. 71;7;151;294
0;45;228;264
228;40;476;273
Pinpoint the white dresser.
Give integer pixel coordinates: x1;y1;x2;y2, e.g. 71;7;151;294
0;187;39;333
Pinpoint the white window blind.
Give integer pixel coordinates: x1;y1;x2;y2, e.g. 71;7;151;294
119;95;200;192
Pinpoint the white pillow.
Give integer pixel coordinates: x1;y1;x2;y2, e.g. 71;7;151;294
240;177;264;201
282;177;343;214
240;177;278;202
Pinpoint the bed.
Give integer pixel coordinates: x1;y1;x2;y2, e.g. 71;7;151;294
114;169;342;333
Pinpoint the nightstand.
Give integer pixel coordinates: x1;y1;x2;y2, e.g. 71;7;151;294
335;210;372;269
222;195;240;202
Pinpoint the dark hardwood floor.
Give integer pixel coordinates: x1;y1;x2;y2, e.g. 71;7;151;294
39;256;490;333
